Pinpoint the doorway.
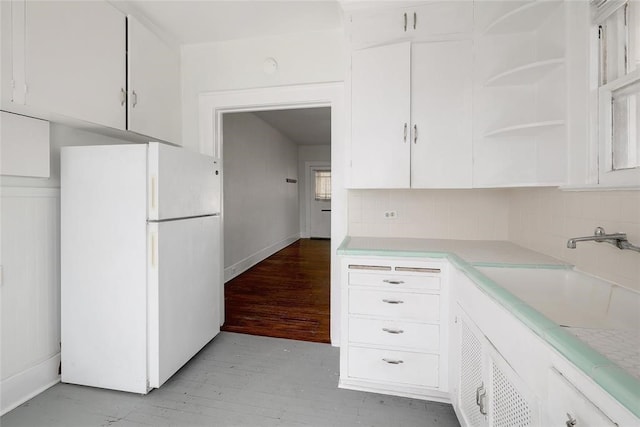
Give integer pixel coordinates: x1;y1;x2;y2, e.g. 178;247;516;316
219;107;331;343
199;83;345;346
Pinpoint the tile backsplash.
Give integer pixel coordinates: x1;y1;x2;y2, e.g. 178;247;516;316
348;189;510;240
347;187;640;291
509;188;640;292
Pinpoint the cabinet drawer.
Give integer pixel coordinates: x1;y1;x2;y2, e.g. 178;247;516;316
348;346;439;387
349;317;439;352
349;289;440;322
349;271;440;291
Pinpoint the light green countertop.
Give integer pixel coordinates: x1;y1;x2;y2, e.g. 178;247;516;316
338;236;640;419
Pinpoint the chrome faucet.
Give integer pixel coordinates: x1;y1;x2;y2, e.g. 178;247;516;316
567;227;640;252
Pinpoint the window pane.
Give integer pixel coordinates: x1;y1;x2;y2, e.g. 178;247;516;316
314;170;331;201
600;6;628;85
612;80;640;170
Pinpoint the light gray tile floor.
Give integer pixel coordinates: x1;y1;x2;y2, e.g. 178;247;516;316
1;332;460;427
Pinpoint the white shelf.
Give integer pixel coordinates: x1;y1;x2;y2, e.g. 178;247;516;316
485;58;564;86
484;120;564;138
483;1;562;35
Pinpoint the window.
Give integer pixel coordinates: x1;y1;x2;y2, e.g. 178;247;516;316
314;170;331;201
594;0;640;184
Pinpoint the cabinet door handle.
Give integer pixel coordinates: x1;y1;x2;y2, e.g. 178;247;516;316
132;90;138;108
404;123;408;143
403;13;407;32
382;299;404;304
382;328;404;334
413;124;418;144
120;88;126;106
476;384;487;415
382;358;404;365
383;279;405;285
413;12;417;30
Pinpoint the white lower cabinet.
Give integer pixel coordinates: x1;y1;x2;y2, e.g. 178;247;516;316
457;305;540;427
339;257;449;401
450;267;638;427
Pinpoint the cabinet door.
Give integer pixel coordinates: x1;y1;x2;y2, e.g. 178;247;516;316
350;42;411;189
546;368;617;427
1;0;24;107
127;15;181;145
458;310;489;427
350;2;473;48
487;345;539;426
24;1;126;129
410;2;474;40
411;40;473;188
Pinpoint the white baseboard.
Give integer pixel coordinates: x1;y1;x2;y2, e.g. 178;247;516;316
300;232;310;239
224;234;300;282
1;353;61;416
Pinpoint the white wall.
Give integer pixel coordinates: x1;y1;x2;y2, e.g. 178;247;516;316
509;188;640;292
348;189;511;240
181;29;345;152
298;145;331;237
222;113;300;281
0;123;131;415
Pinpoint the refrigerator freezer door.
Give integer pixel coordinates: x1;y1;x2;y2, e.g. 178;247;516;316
61;145;149;394
147;142;220;221
147;215;221;388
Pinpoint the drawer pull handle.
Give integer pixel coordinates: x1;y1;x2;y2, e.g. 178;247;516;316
383;279;405;285
382;358;404;365
382;299;404;304
382;328;404;334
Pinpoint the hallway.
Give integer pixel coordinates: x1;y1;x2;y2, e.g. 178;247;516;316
221;239;331;343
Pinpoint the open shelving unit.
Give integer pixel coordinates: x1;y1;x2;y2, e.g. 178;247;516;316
485;58;564;87
483;1;563;35
483;120;565;138
473;0;567;187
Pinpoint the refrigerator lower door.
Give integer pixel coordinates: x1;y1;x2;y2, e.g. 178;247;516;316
147;214;221;388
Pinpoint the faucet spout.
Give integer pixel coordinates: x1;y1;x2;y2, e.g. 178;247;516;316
567;227;640;252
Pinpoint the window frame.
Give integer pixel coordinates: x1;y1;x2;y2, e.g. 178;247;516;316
592;0;640;187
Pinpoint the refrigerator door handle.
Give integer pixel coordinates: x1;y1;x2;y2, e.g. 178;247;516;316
150;231;158;268
150;175;157;211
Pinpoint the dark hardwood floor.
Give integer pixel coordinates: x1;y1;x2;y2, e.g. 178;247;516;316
221;238;331;343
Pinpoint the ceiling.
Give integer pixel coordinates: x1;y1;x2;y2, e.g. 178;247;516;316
127;1;343;45
252;107;331;146
125;2;336;147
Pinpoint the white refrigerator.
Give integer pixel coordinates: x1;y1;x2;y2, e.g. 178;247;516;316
61;142;221;394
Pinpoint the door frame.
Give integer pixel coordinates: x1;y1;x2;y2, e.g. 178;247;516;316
199;83;346;346
305;162;332;238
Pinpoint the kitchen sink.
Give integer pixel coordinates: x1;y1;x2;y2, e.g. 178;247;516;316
475;267;639;331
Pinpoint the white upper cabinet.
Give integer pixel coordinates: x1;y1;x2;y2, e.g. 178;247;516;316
21;1;126;129
347;2;474;189
351;42;411;189
1;1;181;145
349;39;473;189
349;2;473;49
127;15;181;145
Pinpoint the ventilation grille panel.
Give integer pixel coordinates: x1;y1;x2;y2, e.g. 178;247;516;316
491;360;532;427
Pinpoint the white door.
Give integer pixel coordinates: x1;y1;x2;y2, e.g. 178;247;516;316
127;15;181;144
411;40;473;188
147;215;220;388
351;42;411;189
148;142;220;221
309;166;331;239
